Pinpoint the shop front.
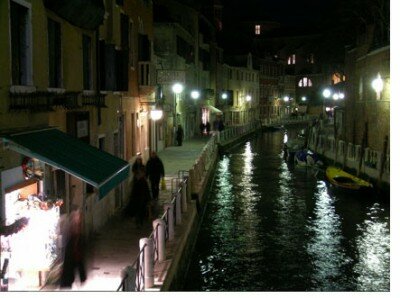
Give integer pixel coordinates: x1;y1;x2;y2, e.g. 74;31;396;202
0;127;129;290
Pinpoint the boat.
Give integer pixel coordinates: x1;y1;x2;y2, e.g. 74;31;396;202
294;149;322;167
325;166;373;191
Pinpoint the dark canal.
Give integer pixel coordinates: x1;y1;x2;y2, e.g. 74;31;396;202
183;129;390;291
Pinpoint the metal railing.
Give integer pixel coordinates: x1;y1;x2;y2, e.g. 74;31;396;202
117;135;220;291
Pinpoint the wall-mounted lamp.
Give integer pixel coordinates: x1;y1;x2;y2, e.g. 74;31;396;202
150;109;163;121
372;73;384;99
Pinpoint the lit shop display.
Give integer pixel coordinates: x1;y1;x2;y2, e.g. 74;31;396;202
1;159;62;290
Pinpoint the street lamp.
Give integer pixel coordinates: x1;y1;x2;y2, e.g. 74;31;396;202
245;95;252;102
191;90;200;100
301;96;307;102
283;96;289;102
221;92;228;100
322;88;331;98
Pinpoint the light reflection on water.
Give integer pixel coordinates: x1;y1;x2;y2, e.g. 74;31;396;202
307;181;349;290
184;132;389;291
354;203;390;291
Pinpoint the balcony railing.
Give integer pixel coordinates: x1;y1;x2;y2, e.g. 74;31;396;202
9;91;80;112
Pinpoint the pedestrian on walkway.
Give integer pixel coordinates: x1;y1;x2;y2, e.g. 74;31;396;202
146;151;165;201
60;205;87;289
199;122;205;136
131;154;145;183
205;122;211;135
176;125;184;146
126;168;151;226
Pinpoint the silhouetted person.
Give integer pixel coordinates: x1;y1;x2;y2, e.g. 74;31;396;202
199;123;206;136
176;125;184;146
146;151;165;200
60;205;87;289
126;168;151;226
131;155;145;183
205;122;211;135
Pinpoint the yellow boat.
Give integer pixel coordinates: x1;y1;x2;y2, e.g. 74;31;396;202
325;166;373;191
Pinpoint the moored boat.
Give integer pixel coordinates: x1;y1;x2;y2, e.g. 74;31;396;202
325;166;373;191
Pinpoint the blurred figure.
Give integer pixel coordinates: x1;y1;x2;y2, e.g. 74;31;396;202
199;122;206;136
176;125;184;146
146;151;165;201
0;217;29;236
127;168;152;226
131;154;145;183
205;122;211;135
60;205;87;289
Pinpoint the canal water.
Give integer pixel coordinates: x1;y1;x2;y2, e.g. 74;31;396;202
183;129;390;291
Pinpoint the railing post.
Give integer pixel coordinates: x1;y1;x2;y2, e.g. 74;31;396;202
164;203;174;240
181;180;187;212
175;192;182;225
139;237;154;290
152;219;166;262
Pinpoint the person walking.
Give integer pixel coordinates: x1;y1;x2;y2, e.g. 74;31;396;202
146;151;165;201
176;125;184;146
205;121;211;135
126;168;151;226
131;155;145;183
60;205;87;289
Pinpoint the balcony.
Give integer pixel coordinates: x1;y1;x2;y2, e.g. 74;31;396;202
9;91;80;112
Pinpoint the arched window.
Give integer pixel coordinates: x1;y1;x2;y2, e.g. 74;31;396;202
298;77;312;87
287;54;296;65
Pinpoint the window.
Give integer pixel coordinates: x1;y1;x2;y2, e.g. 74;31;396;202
255;25;261;35
10;0;32;86
298;77;312;87
48;18;62;88
287;54;296;65
82;34;92;90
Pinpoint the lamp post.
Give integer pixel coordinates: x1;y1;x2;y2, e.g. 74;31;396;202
172;83;183;146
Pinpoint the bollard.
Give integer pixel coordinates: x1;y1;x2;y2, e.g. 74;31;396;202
139;237;154;290
164;203;174;240
181;180;187;212
175;192;182;225
152;219;166;262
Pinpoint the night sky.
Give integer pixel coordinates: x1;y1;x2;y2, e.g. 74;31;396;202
220;0;333;26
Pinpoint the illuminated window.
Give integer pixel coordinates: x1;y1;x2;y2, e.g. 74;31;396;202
255;25;261;35
307;53;314;64
332;72;345;84
287;54;296;65
298;77;312;87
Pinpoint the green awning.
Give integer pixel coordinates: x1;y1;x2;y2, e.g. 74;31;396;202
203;104;223;114
3;128;129;198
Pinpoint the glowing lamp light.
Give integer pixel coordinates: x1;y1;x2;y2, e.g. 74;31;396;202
338;92;345;99
325;107;332;112
283;96;289;102
150;109;163;121
372;73;384;93
172;83;183;94
191;90;200;99
332;93;339;100
301;96;307;101
246;95;252;102
322;88;331;98
221;92;228;100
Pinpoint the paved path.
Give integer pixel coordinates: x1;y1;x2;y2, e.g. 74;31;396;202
45;136;211;291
